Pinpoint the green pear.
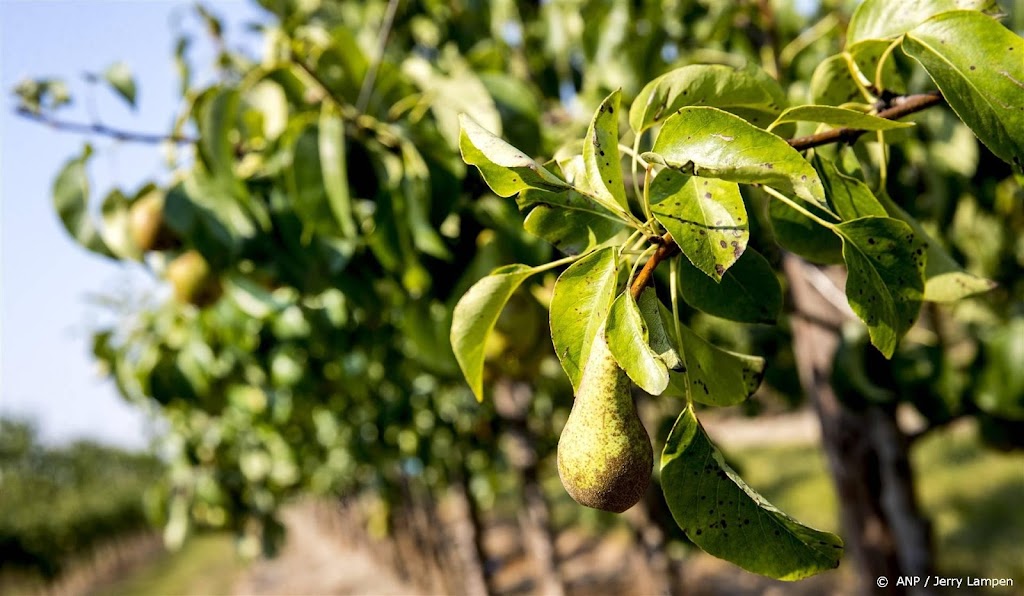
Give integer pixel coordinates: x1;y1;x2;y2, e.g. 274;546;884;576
129;191;179;252
557;328;653;512
166;250;222;307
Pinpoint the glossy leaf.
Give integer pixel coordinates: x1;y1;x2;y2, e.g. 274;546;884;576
52;145;114;258
847;0;998;43
646;107;827;208
459;115;570;196
849;40;907;95
771;106;913;131
768;198;843;264
550;247;620;391
638;288;683;371
584;90;629;212
519;188;628;256
903;11;1024;172
837;217;926;358
451;264;539;401
874;190;995;302
809;55;865;106
605;291;669;395
812;154;887;220
662;404;843;580
319;106;357;239
103;61;137;108
650;171;748;281
676;247;782;324
654;302;765;406
630;64;787;133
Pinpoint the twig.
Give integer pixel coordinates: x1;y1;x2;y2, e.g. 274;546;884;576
357;0;400;113
788;91;944;151
630;234;678;299
15;107;197;144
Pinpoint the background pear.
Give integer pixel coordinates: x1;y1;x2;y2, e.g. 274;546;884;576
557;328;653;513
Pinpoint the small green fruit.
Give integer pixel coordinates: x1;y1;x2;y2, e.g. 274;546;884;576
166;250;222;307
129;191;178;252
557;329;653;512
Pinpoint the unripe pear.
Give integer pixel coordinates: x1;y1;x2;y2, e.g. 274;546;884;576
166;250;222;307
557;329;652;513
129;191;179;252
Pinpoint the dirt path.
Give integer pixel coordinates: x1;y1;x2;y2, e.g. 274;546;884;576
232;505;420;596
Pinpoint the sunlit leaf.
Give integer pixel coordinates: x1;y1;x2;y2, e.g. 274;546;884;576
837;217;926;358
451;264;539;400
903;11;1024;172
551;247;620;391
662;404;843;580
605;291;669;395
630;64;786;133
646;107;827;208
650;171;748;281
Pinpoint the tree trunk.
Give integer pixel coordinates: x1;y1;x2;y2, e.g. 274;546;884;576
784;255;935;596
625;483;674;596
450;474;491;596
494;378;567;596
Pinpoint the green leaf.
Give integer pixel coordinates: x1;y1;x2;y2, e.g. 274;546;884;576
647;107;827;208
551;247;620;392
874;190;995;302
198;87;242;184
404;55;502;149
768;198;843;264
837;217;926;358
605;291;669;395
655;302;765;406
848;0;999;43
903;11;1024;173
318;106;357;239
849;40;907;95
52;145;114;258
661;404;843;580
771;106;913;131
399;141;451;259
459;115;571;196
650;171;748;281
809;55;865;106
630;64;787;134
99;188;138;260
976;318;1024;420
676;247;782;324
451;264;539;401
103;61;137;108
812;154;887;220
637;289;683;371
584;89;629;212
519;188;628;256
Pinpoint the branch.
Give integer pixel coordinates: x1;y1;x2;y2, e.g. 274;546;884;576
630;235;678;299
15;107;197;145
788;91;944;151
629;90;946;298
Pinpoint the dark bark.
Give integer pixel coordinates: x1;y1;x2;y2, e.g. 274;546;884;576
451;473;492;596
784;255;935;596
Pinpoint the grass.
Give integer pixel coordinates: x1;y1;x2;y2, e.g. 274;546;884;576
92;533;244;596
727;421;1024;583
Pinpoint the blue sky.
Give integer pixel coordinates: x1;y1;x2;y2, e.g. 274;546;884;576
1;1;265;448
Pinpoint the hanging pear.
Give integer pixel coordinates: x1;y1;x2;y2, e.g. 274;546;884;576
557;328;653;512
